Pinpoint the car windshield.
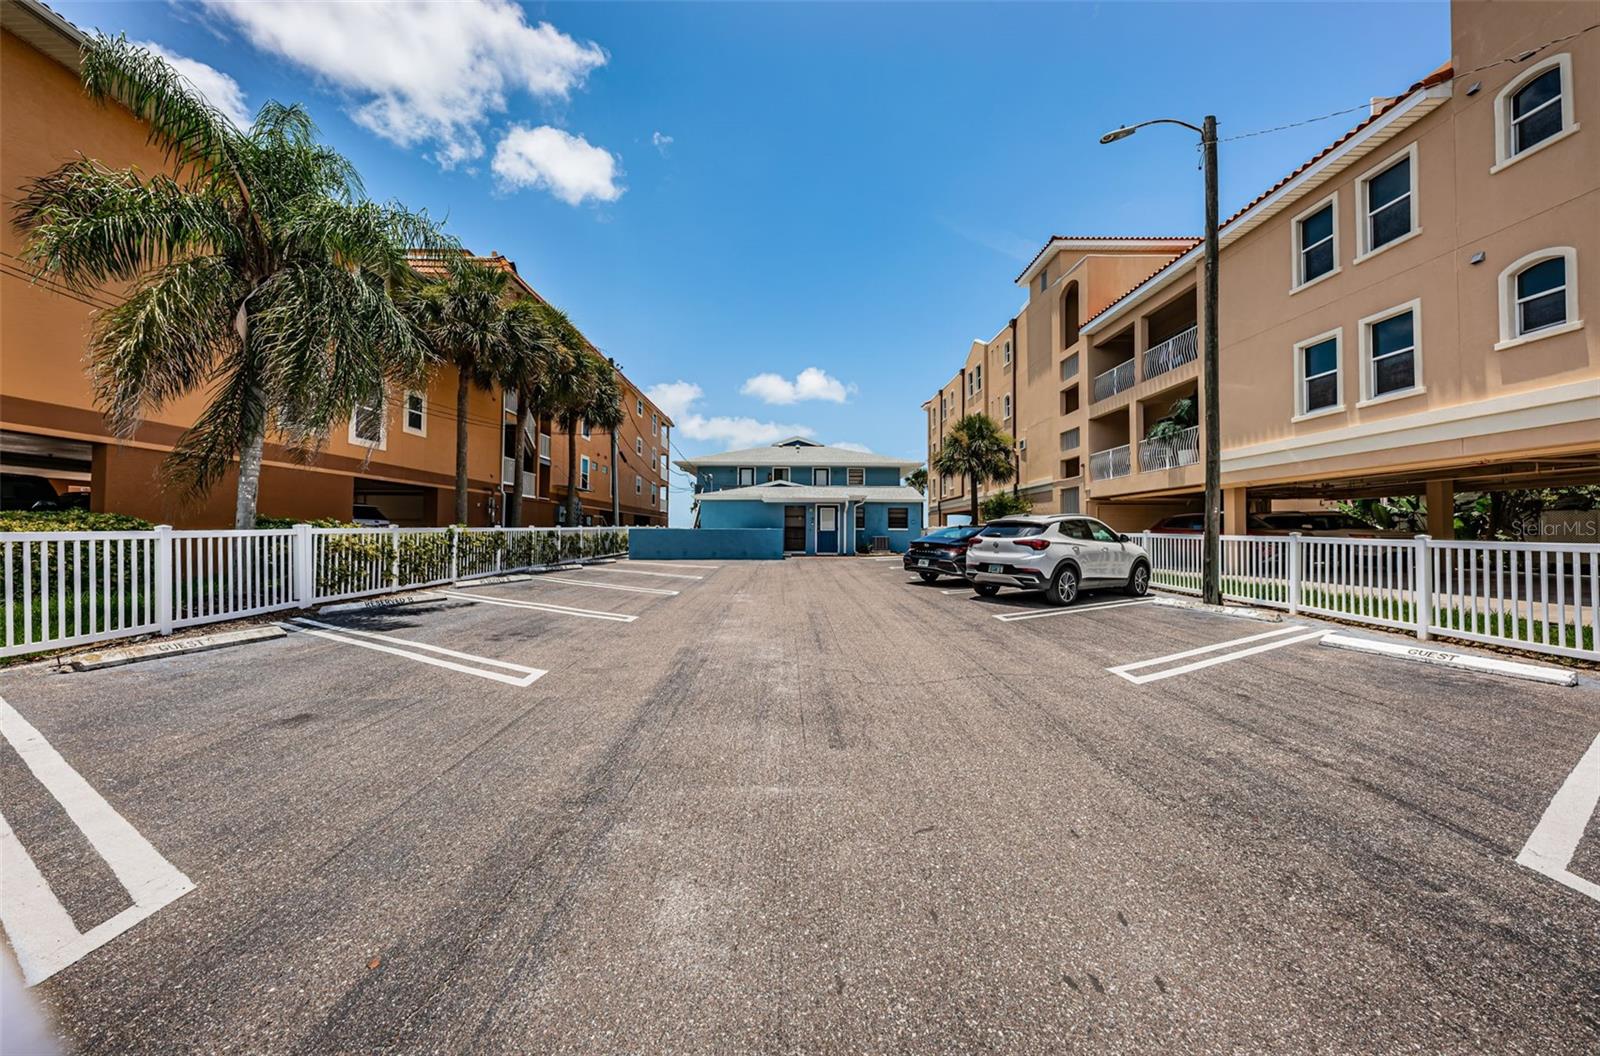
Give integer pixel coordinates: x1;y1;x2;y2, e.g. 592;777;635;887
979;522;1044;538
927;527;981;541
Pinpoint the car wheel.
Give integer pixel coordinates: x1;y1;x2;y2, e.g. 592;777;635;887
1045;564;1078;606
1125;560;1150;597
918;571;940;584
973;583;1000;597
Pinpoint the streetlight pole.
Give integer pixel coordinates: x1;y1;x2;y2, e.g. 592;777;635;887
1100;115;1223;606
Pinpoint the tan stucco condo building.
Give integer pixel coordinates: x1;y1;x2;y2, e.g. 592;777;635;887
0;0;671;528
926;0;1598;536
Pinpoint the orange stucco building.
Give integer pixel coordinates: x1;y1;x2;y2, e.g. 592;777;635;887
0;0;670;528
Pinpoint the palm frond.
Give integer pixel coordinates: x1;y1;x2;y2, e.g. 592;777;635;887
164;354;267;497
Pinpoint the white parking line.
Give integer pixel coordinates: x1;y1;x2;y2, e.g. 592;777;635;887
0;696;195;985
286;618;546;687
430;590;636;623
1108;625;1325;684
580;567;702;581
532;576;678;596
1516;733;1600;904
939;588;971;595
993;598;1154;622
625;561;718;571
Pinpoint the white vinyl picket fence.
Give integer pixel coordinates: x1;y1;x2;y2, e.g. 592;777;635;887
1134;531;1599;662
2;524;628;659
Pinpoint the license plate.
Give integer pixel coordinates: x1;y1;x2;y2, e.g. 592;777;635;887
916;559;930;567
987;564;1004;574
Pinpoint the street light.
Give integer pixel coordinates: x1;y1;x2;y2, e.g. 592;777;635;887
1100;114;1222;607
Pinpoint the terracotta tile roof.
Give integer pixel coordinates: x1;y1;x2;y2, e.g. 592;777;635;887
1082;62;1453;331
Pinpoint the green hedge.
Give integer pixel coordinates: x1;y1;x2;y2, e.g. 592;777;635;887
0;510;153;533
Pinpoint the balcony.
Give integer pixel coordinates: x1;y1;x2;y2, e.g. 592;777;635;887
1089;444;1131;480
1138;425;1199;471
1143;325;1198;381
1092;359;1135;403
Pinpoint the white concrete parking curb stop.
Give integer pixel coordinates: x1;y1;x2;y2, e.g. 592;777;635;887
1152;595;1283;623
69;626;285;671
1319;632;1578;687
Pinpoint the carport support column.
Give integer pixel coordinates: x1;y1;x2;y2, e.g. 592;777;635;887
154;525;173;636
1222;487;1249;536
1425;480;1455;540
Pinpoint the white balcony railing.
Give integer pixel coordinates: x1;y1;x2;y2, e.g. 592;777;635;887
1139;425;1200;472
1089;444;1132;480
1143;325;1199;381
1092;359;1135;402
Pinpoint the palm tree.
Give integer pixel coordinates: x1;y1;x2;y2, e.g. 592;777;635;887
12;35;445;528
905;467;928;494
500;299;578;527
549;349;622;527
933;413;1015;525
406;256;513;524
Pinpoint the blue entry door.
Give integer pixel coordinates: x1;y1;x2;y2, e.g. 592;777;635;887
817;504;839;554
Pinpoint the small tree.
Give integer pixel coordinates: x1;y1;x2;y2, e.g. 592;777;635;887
933;413;1015;526
980;491;1032;521
905;467;928;495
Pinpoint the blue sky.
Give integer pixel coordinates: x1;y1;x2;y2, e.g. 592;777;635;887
52;1;1449;525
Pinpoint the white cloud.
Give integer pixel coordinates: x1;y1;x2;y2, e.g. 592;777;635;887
492;126;622;205
644;380;814;450
832;442;874;453
199;0;606;168
651;131;673;155
141;42;251;128
739;367;856;405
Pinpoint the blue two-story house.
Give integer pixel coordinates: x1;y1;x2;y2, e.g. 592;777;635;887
677;438;925;554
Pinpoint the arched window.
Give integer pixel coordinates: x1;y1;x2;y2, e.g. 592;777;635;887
1497;247;1581;349
1061;282;1080;349
1493;54;1577;171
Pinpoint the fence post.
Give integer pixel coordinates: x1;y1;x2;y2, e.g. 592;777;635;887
449;526;460;583
1287;532;1302;616
294;523;315;608
389;524;401;589
154;524;174;636
1414;534;1432;641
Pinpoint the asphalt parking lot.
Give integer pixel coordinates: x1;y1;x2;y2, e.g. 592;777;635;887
2;557;1597;1055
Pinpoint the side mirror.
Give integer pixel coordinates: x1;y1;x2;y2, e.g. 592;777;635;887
1118;533;1131;543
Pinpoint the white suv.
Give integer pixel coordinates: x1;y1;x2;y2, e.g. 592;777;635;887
965;515;1151;605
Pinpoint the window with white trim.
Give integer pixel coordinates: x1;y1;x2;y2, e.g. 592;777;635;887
1002;394;1012;420
350;399;384;448
635;474;642;495
650;484;657;506
771;467;790;482
737;466;755;487
402;391;426;436
636;436;644;455
1494;55;1575;169
1293;329;1342;418
813;467;829;486
1003;340;1012;366
1498;247;1579;347
1359;300;1422;402
636;397;644;415
973;364;983;391
1293;194;1337;288
1357;145;1416;257
847;467;864;486
579;456;591;490
580;418;591;439
887;507;909;530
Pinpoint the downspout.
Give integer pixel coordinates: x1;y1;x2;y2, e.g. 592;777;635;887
1009;316;1019;497
609;359;621;527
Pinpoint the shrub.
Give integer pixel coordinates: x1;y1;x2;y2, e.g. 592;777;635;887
0;510;153;533
980;492;1033;521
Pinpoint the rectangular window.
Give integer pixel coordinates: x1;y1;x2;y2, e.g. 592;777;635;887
1360;301;1422;402
580;419;591;439
1060;428;1079;451
660;454;668;478
1059;487;1080;514
847;467;865;486
738;466;755;487
1002;394;1012;420
636;397;644;415
1295;197;1336;287
771;467;790;482
652;413;658;434
887;507;909;530
855;503;865;530
974;364;982;391
579;456;591;490
635;475;642;495
1516;256;1567;335
636;437;644;455
650;484;657;506
402;391;426;435
1038;265;1049;292
1003;340;1012;365
1295;330;1342;417
1061;387;1080;415
1061;354;1078;380
1060;457;1080;478
1512;66;1563;156
351;400;383;447
1359;147;1415;256
813;467;829;486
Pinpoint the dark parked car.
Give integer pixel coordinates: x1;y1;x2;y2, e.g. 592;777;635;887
903;525;985;582
2;473;62;511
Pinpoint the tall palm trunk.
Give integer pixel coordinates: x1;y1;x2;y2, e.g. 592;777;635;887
969;470;979;525
511;395;533;527
234;426;265;529
565;423;581;525
454;363;470;525
610;429;620;526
